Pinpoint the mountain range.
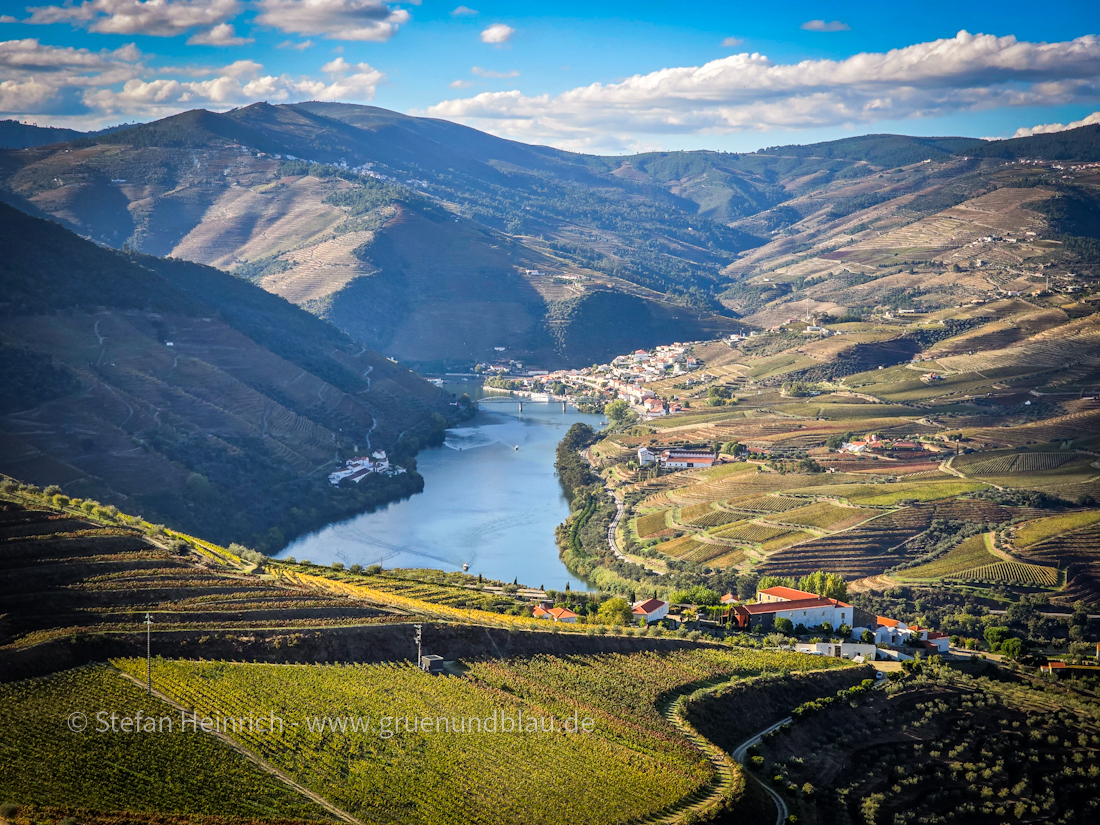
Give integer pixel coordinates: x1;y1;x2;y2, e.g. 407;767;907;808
4;104;1096;370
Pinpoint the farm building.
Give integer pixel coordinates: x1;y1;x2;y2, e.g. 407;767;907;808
726;597;853;631
757;586;819;603
420;655;444;674
632;598;670;624
795;642;878;661
533;606;579;623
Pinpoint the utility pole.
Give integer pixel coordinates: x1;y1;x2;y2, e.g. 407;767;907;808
144;612;153;694
414;623;422;670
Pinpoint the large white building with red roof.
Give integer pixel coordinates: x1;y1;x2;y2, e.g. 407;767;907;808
757;585;819;603
632;598;669;624
728;596;853;631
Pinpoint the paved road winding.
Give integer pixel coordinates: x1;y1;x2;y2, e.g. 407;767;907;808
732;717;792;825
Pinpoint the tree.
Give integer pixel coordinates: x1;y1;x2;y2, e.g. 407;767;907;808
670;585;721;606
820;621;833;635
1001;637;1025;659
605;399;631;424
774;617;795;635
984;625;1012;651
596;597;634;626
861;630;875;644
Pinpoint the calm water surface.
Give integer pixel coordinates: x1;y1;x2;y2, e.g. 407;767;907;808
279;383;602;590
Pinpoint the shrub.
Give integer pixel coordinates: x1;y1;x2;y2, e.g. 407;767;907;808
0;803;19;818
331;561;345;571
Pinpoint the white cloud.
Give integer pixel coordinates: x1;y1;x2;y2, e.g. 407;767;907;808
471;66;518;78
801;20;850;32
1013;110;1100;137
255;0;409;42
480;23;513;45
449;79;474;88
187;22;253;45
276;39;314;50
321;56;376;74
0;15;18;23
26;0;240;37
419;31;1100;152
0;35;383;128
721;36;743;47
451;5;477;15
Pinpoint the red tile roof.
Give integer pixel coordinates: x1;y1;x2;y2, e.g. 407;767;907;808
759;586;819;601
632;598;667;614
876;616;902;628
741;597;846;615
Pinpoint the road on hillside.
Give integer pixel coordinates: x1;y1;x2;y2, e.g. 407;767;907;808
606;488;626;561
732;717;792;825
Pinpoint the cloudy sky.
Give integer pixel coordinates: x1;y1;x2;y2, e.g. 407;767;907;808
2;0;1099;153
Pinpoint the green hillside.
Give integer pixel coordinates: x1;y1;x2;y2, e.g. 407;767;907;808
0;202;456;551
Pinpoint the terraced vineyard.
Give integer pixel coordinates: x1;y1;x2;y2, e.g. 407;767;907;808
709;521;797;544
956;561;1059;586
896;534;997;580
768;501;875;531
654;535;710;560
1016;525;1100;605
760;508;934;578
958;450;1079;476
679;503;744;528
0;666;328;818
1014;511;1100;548
636;509;672;537
113;650;850;825
0;502;397;649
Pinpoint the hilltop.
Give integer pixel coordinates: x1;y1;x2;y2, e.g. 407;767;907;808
4;103;1098;369
0;202;456;551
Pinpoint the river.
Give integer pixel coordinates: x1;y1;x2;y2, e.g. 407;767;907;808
279;382;603;590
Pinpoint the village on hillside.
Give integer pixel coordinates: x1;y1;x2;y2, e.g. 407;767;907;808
528;582;948;664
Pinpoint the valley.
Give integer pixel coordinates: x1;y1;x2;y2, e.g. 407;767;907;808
2;105;1100;825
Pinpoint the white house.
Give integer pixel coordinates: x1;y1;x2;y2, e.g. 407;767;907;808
638;447;659;466
874;616;913;645
632;598;669;624
533;606;579;623
795;642;878;661
730;596;852;630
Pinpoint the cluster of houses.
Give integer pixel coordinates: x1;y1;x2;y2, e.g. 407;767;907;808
533;597;671;625
477;342;702;412
327;450;406;486
721;585;949;661
836;433;926;455
531;585;949;662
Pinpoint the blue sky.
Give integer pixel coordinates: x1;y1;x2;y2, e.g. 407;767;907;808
2;0;1099;153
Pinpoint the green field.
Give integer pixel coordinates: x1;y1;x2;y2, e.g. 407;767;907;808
842;480;986;506
113;651;849;825
636;509;671;537
0;666;328;819
898;535;997;579
770;501;875;531
956;561;1059;586
1014;510;1100;548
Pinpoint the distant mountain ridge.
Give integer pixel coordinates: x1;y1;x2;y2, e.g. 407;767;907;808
2;103;1099;368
